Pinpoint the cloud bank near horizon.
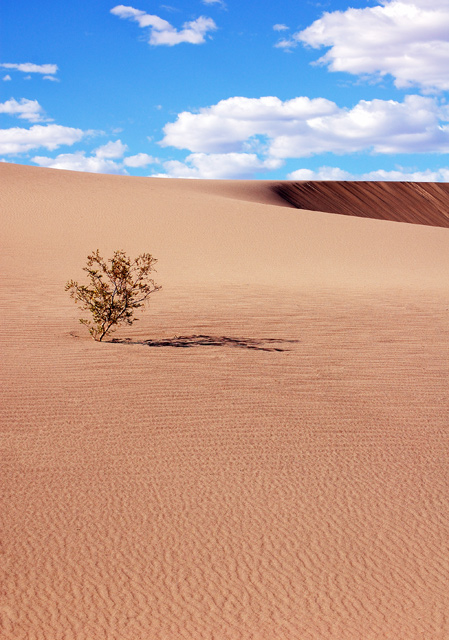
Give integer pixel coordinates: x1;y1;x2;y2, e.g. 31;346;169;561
160;95;449;158
33;140;158;174
287;165;449;182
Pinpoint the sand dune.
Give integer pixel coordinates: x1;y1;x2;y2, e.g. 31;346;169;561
1;163;449;639
2;163;449;290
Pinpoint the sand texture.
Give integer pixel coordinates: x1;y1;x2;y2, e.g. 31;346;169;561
2;163;449;639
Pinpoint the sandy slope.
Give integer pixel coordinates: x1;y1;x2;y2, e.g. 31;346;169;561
274;180;449;227
1;163;449;639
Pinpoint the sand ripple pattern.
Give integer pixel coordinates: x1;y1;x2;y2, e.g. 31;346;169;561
2;285;449;639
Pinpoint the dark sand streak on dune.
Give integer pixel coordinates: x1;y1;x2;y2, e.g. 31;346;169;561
274;181;449;227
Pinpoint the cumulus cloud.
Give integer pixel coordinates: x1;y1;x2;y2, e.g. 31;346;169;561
270;95;449;157
296;0;449;91
3;75;12;81
362;167;449;181
123;152;158;167
0;98;48;122
0;124;85;154
160;94;449;158
288;166;352;181
1;62;58;76
161;96;337;153
288;165;449;181
95;140;128;158
273;24;289;31
33;151;126;174
32;141;159;174
152;152;283;179
111;5;217;46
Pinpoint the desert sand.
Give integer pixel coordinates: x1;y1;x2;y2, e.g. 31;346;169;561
1;163;449;639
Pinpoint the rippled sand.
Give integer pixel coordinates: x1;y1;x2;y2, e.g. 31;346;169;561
2;164;449;639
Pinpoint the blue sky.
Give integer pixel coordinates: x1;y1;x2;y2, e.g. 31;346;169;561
2;0;449;180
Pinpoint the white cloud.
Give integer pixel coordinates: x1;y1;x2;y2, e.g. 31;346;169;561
296;0;449;91
202;0;226;7
0;98;48;122
3;75;11;81
1;62;58;76
362;167;449;181
32;140;158;174
287;165;449;181
273;24;289;31
271;95;449;157
123;152;158;167
33;151;126;174
111;5;169;29
0;124;85;154
111;5;217;46
160;94;449;158
152;152;283;179
161;96;337;153
288;166;352;181
274;38;296;50
95;139;128;158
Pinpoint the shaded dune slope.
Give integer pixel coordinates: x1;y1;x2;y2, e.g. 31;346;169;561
274;180;449;227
